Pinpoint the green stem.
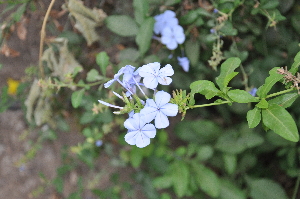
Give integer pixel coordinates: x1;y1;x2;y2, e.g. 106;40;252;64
190;100;231;109
265;88;295;99
292;171;300;199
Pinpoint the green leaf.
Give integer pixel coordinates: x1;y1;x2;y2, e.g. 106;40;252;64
192;162;220;198
228;89;259;103
185;39;200;67
175;120;220;143
171;161;190;197
96;52;109;76
256;98;269;109
220;179;246;199
153;176;173;189
216;57;241;91
53;177;64;193
290;51;300;74
86;69;102;82
256;68;283;98
262;104;299;142
71;89;85;108
223;154;237;175
105;15;138;37
130;146;143;168
268;92;299;108
119;48;140;62
247;107;261;128
133;0;149;25
247;178;289;199
219;21;238;36
136;17;155;55
190;80;220;99
180;10;199;25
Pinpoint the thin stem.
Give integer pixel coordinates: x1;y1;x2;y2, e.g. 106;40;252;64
292;171;300;199
133;78;147;98
190;100;231;109
265;88;295;99
39;0;56;78
117;79;134;95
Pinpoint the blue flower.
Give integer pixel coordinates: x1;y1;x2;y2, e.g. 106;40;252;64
104;65;141;96
139;62;174;89
104;66;127;88
249;88;258;96
161;25;185;50
95;140;103;147
177;56;190;72
154;10;178;35
124;113;156;148
140;91;178;129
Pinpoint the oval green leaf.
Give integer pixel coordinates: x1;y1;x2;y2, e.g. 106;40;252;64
136;17;155;55
216;57;241;91
192;163;220;198
228;89;259;103
71;89;85;108
262;104;299;142
247;107;261;128
96;52;109;76
268;92;299;108
105;15;138;36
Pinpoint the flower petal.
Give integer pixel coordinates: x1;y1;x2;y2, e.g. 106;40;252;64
159;64;174;76
166;40;178;50
124;117;138;131
154;91;171;107
104;79;115;88
125;131;138;145
135;133;150;148
155;111;169;129
157;76;172;85
140;106;157;123
143;76;158;89
161;103;178;116
142;124;156;138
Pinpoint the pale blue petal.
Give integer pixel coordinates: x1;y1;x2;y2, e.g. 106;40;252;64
165;40;177;50
132;113;147;128
142;124;156;138
161;27;173;37
104;79;115;88
155;91;171;107
163;10;176;18
177;57;190;72
98;100;123;109
124;118;138;131
145;98;158;108
157;76;172;85
140;106;157;123
161;103;178;116
159;64;174;76
147;62;160;73
143;76;158;89
139;65;155;77
155;111;169;129
125;131;138;145
136;133;150;148
175;33;185;44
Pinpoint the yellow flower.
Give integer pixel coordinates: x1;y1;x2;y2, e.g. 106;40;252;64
7;78;20;95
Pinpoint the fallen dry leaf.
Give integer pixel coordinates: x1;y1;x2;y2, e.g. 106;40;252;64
16;17;28;40
0;43;20;57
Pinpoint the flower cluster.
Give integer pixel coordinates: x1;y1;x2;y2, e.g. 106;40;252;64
98;62;178;148
153;10;190;72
